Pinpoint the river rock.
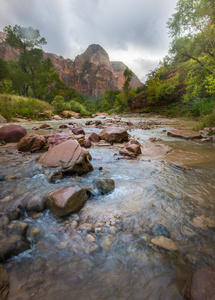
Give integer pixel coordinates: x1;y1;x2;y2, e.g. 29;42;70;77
36;140;93;175
88;132;101;143
151;224;170;238
83;139;91;148
48;170;63;183
119;140;141;157
39;123;52;129
5;207;21;221
151;236;179;251
0;264;9;300
99;127;128;143
94;178;115;194
0;235;30;262
185;267;215;300
17;133;46;152
5;221;28;236
191;215;215;229
0;124;27;143
0;174;5;181
167;128;201;140
79;223;94;233
46;132;74;147
141;142;173;159
46;185;88;217
71;127;85;135
26;194;46;212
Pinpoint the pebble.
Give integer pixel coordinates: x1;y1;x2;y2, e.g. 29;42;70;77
85;234;95;243
1;196;13;202
151;236;179;251
70;220;78;229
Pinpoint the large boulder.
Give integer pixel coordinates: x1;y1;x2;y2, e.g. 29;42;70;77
0;264;9;300
0;124;27;143
99;126;128;143
185;267;215;300
17;133;46;152
46;185;88;216
46;132;74;147
167;128;201;140
36;140;93;175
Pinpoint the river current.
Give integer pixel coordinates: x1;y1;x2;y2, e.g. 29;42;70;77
0;115;215;300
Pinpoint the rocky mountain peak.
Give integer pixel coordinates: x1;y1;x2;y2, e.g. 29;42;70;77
0;33;143;96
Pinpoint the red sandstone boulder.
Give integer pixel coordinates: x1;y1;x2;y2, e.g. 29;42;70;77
17;133;46;152
88;132;101;143
167;128;201;140
119;140;142;157
185;267;215;299
46;185;88;216
71;127;85;135
36;140;93;175
0;124;27;143
46;132;74;147
99;127;128;143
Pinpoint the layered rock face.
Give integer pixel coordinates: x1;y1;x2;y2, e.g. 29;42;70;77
0;33;142;96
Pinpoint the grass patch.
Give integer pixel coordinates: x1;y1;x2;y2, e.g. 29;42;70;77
0;94;53;121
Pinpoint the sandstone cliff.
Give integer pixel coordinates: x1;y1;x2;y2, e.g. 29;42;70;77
0;33;142;96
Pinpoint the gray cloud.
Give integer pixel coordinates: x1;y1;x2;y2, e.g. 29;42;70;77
0;0;178;82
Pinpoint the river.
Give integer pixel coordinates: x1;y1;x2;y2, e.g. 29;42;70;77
0;114;215;299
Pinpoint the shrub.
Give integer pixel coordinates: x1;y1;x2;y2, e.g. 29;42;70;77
52;95;67;113
0;94;52;121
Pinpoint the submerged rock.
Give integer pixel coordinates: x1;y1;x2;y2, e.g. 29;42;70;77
191;215;215;229
0;264;9;300
99;126;128;143
151;224;170;238
46;185;88;217
151;236;179;251
48;170;63;183
167;128;201;140
0;124;27;143
17;133;46;152
94;178;115;194
36;140;93;175
26;194;46;212
185;267;215;300
0;235;30;262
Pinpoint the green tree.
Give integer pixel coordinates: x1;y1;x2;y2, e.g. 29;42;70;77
4;25;47;97
123;67;134;105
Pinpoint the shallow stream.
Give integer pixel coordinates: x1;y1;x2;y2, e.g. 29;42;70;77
1;115;215;300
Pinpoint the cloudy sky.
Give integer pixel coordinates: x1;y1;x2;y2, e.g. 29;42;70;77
0;0;178;82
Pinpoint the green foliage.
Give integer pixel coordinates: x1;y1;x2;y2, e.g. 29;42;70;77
70;100;89;116
0;94;52;121
52;95;66;113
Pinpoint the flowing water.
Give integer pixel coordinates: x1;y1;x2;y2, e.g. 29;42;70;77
1;115;215;300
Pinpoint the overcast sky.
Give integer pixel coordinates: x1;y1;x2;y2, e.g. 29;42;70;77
0;0;178;82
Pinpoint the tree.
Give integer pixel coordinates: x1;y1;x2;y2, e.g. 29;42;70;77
4;25;47;97
167;0;215;64
123;67;134;104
